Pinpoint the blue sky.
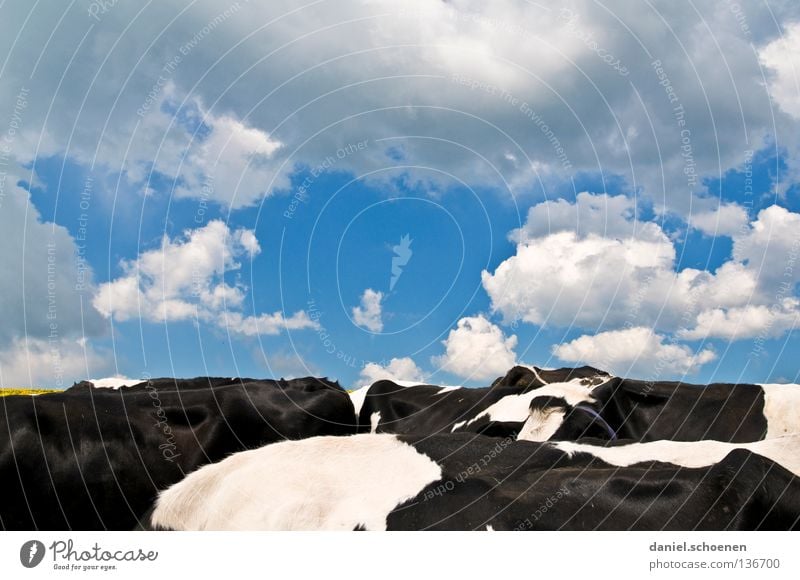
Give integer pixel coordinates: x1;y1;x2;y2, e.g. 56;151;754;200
1;1;800;388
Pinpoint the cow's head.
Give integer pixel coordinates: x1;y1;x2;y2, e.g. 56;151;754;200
517;396;617;442
492;365;613;391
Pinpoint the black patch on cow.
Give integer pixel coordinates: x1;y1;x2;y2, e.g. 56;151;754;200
596;379;769;442
385;434;800;531
529;396;569;412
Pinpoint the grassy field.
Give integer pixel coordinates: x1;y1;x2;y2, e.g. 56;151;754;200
0;388;58;397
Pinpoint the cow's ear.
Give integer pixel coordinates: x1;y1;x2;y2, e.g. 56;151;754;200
492;366;542;389
618;379;676;401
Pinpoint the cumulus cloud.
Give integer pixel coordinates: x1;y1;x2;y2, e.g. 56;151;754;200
691;203;750;237
0;176;105;345
759;22;800;120
678;300;799;341
432;315;518;381
168;95;284;207
2;1;798;215
352;289;384;332
731;204;800;292
553;327;717;376
358;356;426;387
483;193;800;344
93;220;256;322
218;311;319;336
116;83;285;208
511;192;657;242
93;220;316;335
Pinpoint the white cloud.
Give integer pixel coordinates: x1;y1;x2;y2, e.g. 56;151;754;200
87;376;136;389
432;315;518;381
760;22;800;119
0;176;105;345
691;203;750;237
169;98;284;207
40;80;285;209
93;220;254;322
358;356;426;387
0;338;113;389
678;299;799;341
93;220;316;336
731;204;800;292
484;194;800;342
553;327;717;376
2;1;798;215
218;311;318;336
511;192;660;242
144;87;284;208
482;229;688;329
352;288;384;332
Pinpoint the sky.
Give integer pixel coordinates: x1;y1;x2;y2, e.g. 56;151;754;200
1;0;799;389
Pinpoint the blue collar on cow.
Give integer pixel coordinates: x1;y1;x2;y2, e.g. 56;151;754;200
573;405;618;441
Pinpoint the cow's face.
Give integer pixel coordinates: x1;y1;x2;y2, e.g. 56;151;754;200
518;396;615;442
517;396;570;441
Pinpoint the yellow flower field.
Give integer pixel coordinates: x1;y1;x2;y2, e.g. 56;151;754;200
0;388;58;397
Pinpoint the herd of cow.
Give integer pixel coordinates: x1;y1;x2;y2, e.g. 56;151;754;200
2;365;800;530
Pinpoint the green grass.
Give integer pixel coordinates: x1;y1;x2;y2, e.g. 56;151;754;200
0;388;59;397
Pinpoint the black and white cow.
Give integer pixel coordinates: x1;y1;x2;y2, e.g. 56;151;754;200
492;365;612;388
147;432;800;531
349;366;613;438
66;376;261;392
349;380;526;437
515;374;800;443
0;377;356;530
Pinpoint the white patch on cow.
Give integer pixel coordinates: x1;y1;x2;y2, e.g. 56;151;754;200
517;406;567;442
521;364;555;371
88;376;134;389
525;365;549;385
485;524;495;531
388;380;463;391
348;387;370;419
364;379;464;391
464;381;596;427
434;385;462;395
451;420;467;432
553;434;800;477
369;411;382;433
150;434;443;530
758;384;800;438
391;380;426;387
520;364;614;387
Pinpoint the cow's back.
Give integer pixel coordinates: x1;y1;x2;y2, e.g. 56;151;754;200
597;379;768;442
0;377;356;530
